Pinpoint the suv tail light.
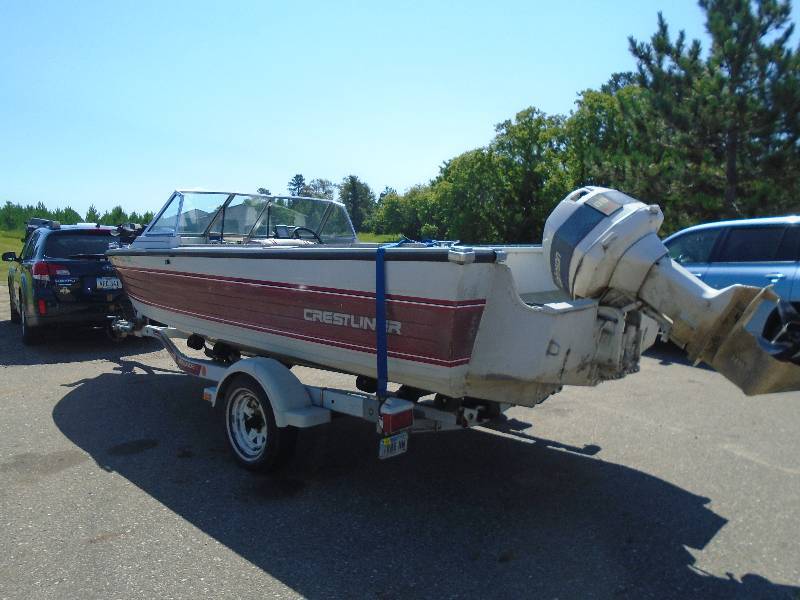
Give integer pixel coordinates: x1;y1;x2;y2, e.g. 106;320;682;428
32;262;50;282
32;262;70;282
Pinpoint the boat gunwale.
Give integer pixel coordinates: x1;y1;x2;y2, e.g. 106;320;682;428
107;246;502;262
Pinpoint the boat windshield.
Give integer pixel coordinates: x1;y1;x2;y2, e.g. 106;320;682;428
147;191;355;243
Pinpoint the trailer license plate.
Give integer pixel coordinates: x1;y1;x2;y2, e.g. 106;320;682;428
378;431;408;460
96;276;122;290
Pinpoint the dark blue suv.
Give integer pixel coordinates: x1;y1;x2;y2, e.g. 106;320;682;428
3;221;126;344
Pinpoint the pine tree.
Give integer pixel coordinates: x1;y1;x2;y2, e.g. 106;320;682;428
85;205;101;223
629;0;800;217
287;174;306;196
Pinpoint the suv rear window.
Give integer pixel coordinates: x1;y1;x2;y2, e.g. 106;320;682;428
43;232;116;259
714;226;786;262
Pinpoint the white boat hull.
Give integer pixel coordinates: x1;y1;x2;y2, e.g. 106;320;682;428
110;246;657;406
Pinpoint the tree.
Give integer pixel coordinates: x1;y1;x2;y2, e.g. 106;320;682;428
0;200;21;229
85;205;101;222
370;185;439;238
379;186;397;202
338;175;376;232
302;178;335;199
100;206;128;225
432;107;571;242
565;82;696;229
57;207;82;224
629;0;800;218
257;187;271;196
287;174;306;196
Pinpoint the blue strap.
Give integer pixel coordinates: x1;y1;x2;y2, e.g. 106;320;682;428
375;238;412;400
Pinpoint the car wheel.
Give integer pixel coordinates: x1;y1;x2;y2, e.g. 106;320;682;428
8;286;20;324
20;296;40;345
223;375;297;472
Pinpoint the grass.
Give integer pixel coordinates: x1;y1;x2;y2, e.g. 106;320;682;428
0;230;23;285
356;231;403;243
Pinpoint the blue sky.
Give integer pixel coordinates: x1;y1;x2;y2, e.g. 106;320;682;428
0;0;784;215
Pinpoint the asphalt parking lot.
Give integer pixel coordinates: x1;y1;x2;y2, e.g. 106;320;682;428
0;292;798;599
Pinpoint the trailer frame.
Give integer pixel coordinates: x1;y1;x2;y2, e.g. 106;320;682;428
112;320;497;469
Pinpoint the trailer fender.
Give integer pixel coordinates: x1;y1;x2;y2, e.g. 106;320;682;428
217;358;329;428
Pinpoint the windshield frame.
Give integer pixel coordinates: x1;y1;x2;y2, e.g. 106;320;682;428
144;190;355;243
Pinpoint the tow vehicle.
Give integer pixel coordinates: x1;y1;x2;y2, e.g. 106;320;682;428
3;220;128;344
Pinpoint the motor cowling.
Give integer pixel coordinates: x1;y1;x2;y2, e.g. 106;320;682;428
543;186;800;395
542;187;666;299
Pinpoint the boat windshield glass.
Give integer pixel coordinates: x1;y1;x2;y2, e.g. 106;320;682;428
209;195;268;237
252;198;331;239
149;192;228;235
147;191;355;242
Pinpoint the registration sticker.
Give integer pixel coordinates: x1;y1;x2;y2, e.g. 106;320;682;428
96;276;122;290
378;431;409;460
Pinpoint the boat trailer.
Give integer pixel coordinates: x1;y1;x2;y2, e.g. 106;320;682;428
112;320;500;469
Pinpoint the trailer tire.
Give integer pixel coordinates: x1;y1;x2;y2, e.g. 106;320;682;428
223;374;297;472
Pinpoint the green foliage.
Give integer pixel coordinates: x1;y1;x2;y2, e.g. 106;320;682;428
369;1;799;241
0;200;154;232
355;231;402;243
338;175;376;232
85;205;101;222
370;185;440;239
287;174;306;196
629;0;800;222
0;229;24;283
0;200;85;230
301;178;335;199
372;108;573;243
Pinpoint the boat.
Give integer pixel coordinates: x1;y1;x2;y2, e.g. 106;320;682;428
108;188;800;409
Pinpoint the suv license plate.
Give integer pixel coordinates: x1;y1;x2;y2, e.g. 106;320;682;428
378;431;409;460
96;276;122;290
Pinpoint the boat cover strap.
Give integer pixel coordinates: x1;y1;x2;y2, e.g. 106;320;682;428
375;238;419;401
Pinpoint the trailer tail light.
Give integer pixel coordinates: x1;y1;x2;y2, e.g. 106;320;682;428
32;262;70;282
37;299;47;315
379;397;414;434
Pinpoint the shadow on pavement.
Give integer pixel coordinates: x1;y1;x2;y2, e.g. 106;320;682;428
52;369;798;599
644;340;715;372
0;317;158;366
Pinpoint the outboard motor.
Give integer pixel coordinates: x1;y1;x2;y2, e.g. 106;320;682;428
542;186;800;395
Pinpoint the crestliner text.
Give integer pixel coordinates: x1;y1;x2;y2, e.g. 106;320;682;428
304;308;401;335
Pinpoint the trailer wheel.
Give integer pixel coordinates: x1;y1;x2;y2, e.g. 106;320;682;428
223;375;297;472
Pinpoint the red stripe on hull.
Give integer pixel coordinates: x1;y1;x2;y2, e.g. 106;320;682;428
117;266;485;367
121;266;486;307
